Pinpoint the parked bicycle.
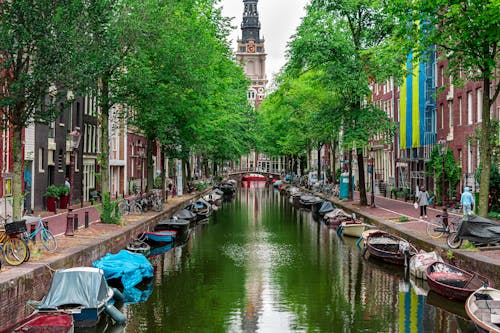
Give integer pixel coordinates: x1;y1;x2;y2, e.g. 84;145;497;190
0;216;29;266
425;212;461;239
118;197;143;215
21;216;57;252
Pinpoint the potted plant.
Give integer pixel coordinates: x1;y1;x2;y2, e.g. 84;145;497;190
58;185;70;209
44;185;60;212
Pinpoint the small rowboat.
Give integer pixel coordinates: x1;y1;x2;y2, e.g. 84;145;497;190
7;312;74;333
364;231;417;266
144;230;176;244
426;261;489;301
339;220;368;238
466;286;500;333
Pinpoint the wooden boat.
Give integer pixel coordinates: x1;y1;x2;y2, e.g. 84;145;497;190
185;199;211;220
298;195;321;209
409;251;443;280
2;312;74;333
172;208;197;223
323;209;352;228
126;237;151;257
339;220;368;238
155;218;190;232
36;267;125;327
466;286;500;333
364;231;417;265
144;230;176;244
242;173;267;181
426;261;489;301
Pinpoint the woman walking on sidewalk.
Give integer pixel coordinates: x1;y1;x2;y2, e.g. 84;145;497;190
416;186;430;218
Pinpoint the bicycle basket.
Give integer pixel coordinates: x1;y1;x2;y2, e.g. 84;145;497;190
5;220;27;235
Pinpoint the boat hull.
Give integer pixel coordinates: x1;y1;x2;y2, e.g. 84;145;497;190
466;287;500;333
426;261;489;301
144;231;176;244
341;222;367;238
365;231;416;265
10;313;74;333
242;174;267;181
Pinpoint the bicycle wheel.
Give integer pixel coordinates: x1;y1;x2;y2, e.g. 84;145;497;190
118;200;129;216
20;232;32;262
446;232;463;249
426;221;445;239
131;202;143;214
3;237;28;265
40;229;57;252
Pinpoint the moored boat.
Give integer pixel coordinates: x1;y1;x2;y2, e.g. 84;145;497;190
364;231;417;265
323;209;352;228
155;218;190;232
126;237;151;257
466;286;500;333
298;195;321;209
144;230;176;244
172;208;197;223
339;220;368;238
242;173;267;181
36;267;125;327
409;251;443;280
426;261;489;301
3;312;74;333
92;249;154;290
185;199;211;220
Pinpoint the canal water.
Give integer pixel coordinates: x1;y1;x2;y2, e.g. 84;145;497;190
104;183;477;332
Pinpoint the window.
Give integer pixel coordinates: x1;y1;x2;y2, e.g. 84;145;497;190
74;152;79;172
38;148;45;172
448;101;453;129
477;88;482;123
458;97;462;125
48;121;55;139
440;104;444;129
440;66;444;86
467;141;472;173
467;91;473;124
58;149;64;172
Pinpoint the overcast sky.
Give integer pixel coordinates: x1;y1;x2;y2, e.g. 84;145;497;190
219;0;308;85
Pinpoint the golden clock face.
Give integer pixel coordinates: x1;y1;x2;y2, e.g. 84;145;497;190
247;45;255;53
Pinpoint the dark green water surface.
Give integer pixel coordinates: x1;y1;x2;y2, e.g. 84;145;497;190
118;184;477;332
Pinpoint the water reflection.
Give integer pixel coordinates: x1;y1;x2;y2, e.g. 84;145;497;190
97;184;478;332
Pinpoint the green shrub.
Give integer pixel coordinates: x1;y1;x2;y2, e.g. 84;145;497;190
398;216;409;222
58;185;70;197
97;193;122;224
44;185;60;198
488;211;500;219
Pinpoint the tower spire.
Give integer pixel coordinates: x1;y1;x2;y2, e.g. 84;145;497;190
241;0;261;43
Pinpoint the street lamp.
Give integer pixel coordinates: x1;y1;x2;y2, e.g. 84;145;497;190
69;129;81;207
368;149;376;208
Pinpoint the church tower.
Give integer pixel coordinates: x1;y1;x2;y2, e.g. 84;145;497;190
236;0;267;109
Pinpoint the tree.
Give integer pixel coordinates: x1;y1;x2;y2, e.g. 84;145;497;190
0;0;85;220
285;1;398;204
386;0;500;216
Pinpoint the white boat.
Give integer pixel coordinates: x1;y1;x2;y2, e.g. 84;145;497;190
409;250;443;280
340;221;368;238
466;286;500;333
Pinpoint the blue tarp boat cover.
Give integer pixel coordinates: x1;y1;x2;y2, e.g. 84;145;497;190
39;267;109;310
123;279;154;304
319;201;335;214
92;250;154;289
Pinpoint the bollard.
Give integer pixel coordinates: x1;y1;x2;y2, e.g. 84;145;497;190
30;223;36;243
73;212;79;231
65;208;74;236
85;211;89;228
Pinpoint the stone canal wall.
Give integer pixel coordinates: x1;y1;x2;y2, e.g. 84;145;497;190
0;198;190;330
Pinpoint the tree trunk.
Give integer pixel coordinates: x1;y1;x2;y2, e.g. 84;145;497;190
358;148;367;206
317;145;322;184
348;150;353;200
478;76;492;217
146;137;155;192
160;149;166;199
12;125;24;221
99;74;110;196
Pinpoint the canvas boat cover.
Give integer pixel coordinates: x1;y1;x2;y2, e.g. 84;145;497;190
457;216;500;244
319;201;335;214
39;267;109;310
173;209;196;220
92;250;153;290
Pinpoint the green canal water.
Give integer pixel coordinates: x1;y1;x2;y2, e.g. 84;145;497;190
107;183;477;332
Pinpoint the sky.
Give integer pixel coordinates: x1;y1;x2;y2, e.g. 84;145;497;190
219;0;309;85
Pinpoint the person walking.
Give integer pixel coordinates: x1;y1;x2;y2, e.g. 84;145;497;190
416;186;430;218
460;186;475;217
